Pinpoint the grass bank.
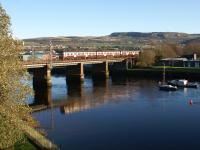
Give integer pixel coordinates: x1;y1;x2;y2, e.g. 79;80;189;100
111;66;200;80
14;136;38;150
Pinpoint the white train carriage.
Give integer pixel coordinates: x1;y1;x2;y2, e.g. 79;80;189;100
96;51;104;57
121;51;129;56
96;51;120;57
114;51;121;56
63;50;140;60
63;51;97;59
120;51;139;57
86;51;96;58
63;52;74;59
112;51;121;57
106;51;114;56
107;51;119;57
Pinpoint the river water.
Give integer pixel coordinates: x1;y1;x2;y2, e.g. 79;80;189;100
31;75;200;150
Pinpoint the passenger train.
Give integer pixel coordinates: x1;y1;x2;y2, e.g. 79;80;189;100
62;50;140;60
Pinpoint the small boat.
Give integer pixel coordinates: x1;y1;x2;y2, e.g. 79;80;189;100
159;63;178;91
168;79;198;88
159;84;178;91
168;79;188;87
186;82;198;88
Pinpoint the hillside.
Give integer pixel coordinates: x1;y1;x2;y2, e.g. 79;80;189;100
23;32;200;50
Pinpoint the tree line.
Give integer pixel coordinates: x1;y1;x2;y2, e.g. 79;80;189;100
136;42;200;67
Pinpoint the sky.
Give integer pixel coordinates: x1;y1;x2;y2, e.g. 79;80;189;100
0;0;200;39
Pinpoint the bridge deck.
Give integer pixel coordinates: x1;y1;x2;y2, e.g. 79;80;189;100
23;58;130;69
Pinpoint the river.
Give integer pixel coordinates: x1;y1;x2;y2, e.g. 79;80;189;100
31;75;200;150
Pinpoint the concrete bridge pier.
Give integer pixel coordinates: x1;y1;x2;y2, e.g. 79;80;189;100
111;59;129;71
33;64;52;87
66;63;84;83
127;58;136;69
125;58;134;69
33;86;52;106
92;61;109;79
120;58;134;70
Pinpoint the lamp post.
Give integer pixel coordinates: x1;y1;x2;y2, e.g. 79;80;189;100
31;45;35;62
49;41;53;68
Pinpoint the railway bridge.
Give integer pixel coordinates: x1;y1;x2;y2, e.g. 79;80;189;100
23;50;140;87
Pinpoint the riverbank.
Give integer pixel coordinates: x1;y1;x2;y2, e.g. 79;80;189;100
13;125;59;150
23;125;59;150
111;67;200;80
14;136;38;150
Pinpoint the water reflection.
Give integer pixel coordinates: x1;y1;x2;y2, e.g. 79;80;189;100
67;81;85;97
30;76;167;117
61;82;85;114
61;78;112;114
30;77;137;114
33;86;52;106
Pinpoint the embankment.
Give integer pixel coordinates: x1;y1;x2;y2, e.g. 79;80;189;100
111;67;200;81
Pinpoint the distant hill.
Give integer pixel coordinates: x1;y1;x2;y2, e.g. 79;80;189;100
110;32;200;39
183;37;200;45
23;32;200;50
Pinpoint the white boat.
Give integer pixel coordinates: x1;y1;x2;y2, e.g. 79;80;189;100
168;79;188;87
168;79;198;88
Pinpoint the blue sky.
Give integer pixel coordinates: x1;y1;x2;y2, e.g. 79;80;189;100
1;0;200;39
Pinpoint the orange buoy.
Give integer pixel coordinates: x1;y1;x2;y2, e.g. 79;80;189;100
189;99;193;105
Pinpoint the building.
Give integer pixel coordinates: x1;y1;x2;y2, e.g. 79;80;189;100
160;53;200;68
21;50;59;61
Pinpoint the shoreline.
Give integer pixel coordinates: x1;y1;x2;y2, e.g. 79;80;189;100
24;125;59;150
111;67;200;81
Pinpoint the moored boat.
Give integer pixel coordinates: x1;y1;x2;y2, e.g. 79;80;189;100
186;82;198;88
168;79;188;87
168;79;198;88
159;63;178;91
159;84;178;91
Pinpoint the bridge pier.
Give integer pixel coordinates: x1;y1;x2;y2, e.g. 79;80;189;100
66;63;84;83
126;58;135;69
92;61;109;79
111;58;134;71
121;58;135;70
33;64;52;87
33;85;52;106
